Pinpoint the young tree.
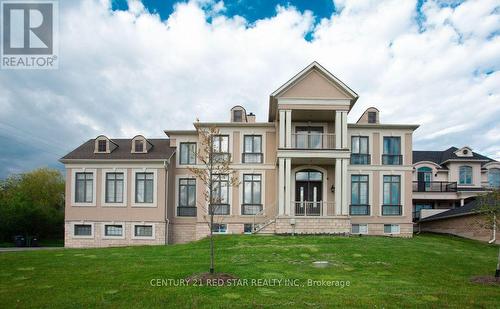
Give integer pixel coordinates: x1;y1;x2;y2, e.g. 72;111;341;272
189;126;238;274
477;189;500;278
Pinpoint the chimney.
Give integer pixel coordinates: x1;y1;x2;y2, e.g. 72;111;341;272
247;113;256;123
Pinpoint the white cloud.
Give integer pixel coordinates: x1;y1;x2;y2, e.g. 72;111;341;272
0;0;499;176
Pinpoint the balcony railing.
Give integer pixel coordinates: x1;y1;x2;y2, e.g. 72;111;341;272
209;204;230;215
412;181;457;192
241;204;263;215
382;154;402;165
211;153;231;163
293;201;335;216
382;205;402;216
177;207;197;217
290;133;336;150
350;204;370;216
350;154;371;165
242;153;263;163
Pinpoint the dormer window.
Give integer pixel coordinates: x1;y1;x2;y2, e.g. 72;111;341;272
368;112;377;124
135;140;144;153
233;110;243;122
97;140;107;152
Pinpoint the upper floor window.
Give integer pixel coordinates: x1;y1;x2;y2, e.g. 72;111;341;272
243;135;262;163
368;112;377;124
210;174;230;215
135;172;154;203
212;135;230;162
97;139;107;152
233;110;243;122
75;172;93;203
105;172;124;203
179;142;196;165
489;168;500;188
382;137;402;165
459;166;473;185
350;175;369;215
295;126;324;149
179;179;196;208
351;136;370;164
382;175;401;216
135;140;144;152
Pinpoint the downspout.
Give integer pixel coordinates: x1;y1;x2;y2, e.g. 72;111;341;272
164;150;176;245
488;214;496;244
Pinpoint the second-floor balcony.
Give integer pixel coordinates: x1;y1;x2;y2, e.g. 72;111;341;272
350;154;371;165
412;181;458;192
290;133;336;150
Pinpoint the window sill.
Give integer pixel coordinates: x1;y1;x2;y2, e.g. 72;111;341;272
72;235;94;239
131;204;157;208
102;204;127;207
72;204;96;207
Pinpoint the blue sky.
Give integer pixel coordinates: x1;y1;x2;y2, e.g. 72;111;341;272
0;0;499;178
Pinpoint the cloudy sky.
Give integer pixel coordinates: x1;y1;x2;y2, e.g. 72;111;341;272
0;0;499;177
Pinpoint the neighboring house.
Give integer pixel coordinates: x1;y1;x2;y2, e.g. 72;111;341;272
412;147;500;221
61;61;420;247
418;199;499;244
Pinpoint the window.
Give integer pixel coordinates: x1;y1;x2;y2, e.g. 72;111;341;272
382;175;401;215
489;168;500;188
242;174;262;215
368;112;377;124
459;166;473;185
135;172;154;203
233;110;243;122
135;140;144;152
244;223;253;234
178;179;196;216
74;224;92;236
295;127;324;149
382;137;401;165
211;174;230;215
212;223;227;234
75;172;93;203
134;225;153;237
243;135;262;163
212;135;230;162
104;225;123;237
179;143;196;165
351;136;370;164
384;224;400;234
351;224;368;234
97;139;107;152
105;173;124;203
350;175;369;215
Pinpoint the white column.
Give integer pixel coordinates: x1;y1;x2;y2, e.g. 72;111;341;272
341;111;348;149
278;158;285;215
285;110;292;148
279;110;285;148
335;111;342;149
341;158;349;215
285;158;292;215
334;158;342;215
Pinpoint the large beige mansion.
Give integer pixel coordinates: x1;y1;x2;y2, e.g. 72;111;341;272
60;62;500;247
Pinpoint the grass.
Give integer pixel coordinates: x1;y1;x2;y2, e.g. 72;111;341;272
0;239;64;248
0;234;499;308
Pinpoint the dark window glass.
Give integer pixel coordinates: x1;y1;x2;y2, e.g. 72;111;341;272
243;135;262;163
212;135;230;162
351;175;369;205
105;172;124;203
243;174;261;204
233;110;243;122
383;175;401;205
105;225;123;236
135;172;154;203
179;178;196;207
212;174;229;205
98;139;107;152
135;140;144;152
75;172;93;203
134;225;152;237
368;112;377;123
212;223;227;233
180;143;196;165
74;224;92;236
459;166;473;185
244;223;253;233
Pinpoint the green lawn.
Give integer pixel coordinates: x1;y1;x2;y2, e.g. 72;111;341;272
0;234;498;308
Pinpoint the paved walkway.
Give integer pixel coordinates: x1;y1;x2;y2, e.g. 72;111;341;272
0;247;63;253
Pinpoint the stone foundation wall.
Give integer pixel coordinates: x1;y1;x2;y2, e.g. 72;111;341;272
420;214;499;244
362;223;413;237
170;223;196;244
275;217;350;234
64;221;166;248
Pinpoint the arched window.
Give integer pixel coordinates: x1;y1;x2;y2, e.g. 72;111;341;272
489;168;500;188
459;166;472;185
295;170;323;181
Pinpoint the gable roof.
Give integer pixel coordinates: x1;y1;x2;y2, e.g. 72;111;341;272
60;139;174;162
413;147;496;167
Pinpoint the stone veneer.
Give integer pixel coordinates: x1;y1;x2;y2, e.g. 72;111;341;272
64;221;166;248
275;217;351;234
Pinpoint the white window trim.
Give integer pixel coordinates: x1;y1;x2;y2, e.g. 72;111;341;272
239;171;265;216
212;223;228;234
71;222;95;239
102;222;125;240
131;223;156;240
351;223;368;235
101;169;128;207
131;169;158;207
383;224;401;235
379;172;405;217
71;168;97;207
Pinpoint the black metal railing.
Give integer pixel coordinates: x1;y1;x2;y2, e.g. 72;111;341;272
177;207;197;217
412;181;457;192
242;153;263;163
241;204;263;215
382;154;403;165
209;204;230;215
350;204;370;215
382;205;402;216
350;154;371;165
212;153;231;163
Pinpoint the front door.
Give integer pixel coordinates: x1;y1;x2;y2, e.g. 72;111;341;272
295;170;323;216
